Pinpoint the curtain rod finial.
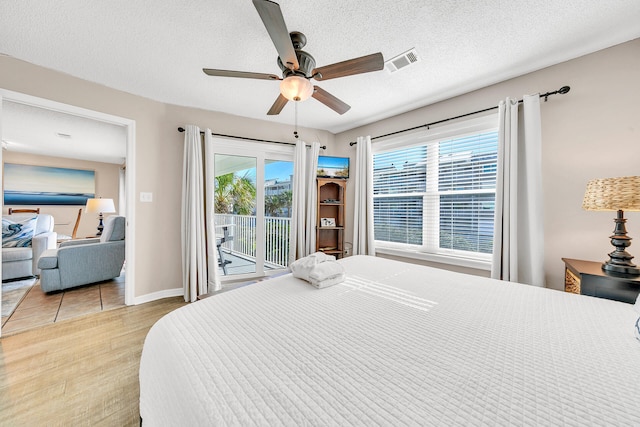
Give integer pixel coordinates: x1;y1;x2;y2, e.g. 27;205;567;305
558;86;570;94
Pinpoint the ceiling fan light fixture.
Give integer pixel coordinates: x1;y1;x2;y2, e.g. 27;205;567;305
280;75;313;101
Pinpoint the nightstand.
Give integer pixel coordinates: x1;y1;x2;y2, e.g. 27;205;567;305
562;258;640;303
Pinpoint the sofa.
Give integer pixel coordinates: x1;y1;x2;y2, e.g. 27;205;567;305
2;213;57;281
38;216;125;293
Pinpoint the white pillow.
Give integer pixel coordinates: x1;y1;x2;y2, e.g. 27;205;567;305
2;216;37;248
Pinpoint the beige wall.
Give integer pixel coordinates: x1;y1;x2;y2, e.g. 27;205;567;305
334;38;640;290
0;55;335;299
2;38;638;297
2;152;121;238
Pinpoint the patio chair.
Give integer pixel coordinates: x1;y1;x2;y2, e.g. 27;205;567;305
217;225;233;274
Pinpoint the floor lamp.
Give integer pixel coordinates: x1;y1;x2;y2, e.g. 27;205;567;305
85;198;116;236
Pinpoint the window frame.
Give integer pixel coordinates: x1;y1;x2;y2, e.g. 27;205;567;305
372;114;498;270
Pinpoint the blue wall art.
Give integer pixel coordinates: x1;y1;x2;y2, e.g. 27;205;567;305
4;163;95;205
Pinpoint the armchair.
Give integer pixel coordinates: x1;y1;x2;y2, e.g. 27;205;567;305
38;216;125;293
2;213;57;281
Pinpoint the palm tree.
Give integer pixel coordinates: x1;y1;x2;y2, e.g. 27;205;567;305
214;173;234;214
265;190;292;217
214;172;256;215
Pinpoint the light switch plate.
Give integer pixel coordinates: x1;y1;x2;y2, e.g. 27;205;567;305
140;192;153;202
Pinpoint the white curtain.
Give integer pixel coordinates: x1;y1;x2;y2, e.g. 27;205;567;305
352;135;375;255
305;142;320;255
289;140;320;263
181;125;208;302
203;130;221;292
491;96;545;286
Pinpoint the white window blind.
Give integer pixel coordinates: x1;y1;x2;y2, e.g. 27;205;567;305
373;146;426;245
373;121;498;262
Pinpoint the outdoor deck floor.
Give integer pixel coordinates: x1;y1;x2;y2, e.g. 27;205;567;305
218;251;278;277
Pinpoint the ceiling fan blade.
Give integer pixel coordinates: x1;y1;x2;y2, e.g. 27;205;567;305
203;69;281;80
313;52;384;81
252;0;299;71
312;86;351;115
267;93;289;115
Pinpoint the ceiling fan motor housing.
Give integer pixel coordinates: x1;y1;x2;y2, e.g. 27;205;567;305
278;49;316;78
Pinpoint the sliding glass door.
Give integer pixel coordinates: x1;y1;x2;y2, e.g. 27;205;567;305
264;158;293;268
210;138;294;282
214;154;258;276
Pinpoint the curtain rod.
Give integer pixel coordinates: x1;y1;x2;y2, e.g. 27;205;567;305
177;127;326;150
348;85;570;146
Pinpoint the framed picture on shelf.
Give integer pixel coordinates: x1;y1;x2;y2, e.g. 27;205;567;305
317;156;349;179
321;217;336;227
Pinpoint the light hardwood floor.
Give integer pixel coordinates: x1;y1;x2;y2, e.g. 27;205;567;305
0;296;187;426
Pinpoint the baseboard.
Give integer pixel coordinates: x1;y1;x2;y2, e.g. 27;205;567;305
134;287;183;305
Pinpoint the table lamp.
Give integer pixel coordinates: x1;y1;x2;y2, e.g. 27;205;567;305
85;198;116;236
582;176;640;275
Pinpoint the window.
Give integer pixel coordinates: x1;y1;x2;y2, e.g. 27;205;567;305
372;116;498;267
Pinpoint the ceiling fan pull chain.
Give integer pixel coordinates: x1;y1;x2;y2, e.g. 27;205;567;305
294;102;299;139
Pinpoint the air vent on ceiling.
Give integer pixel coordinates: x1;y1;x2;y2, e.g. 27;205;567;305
56;132;72;139
385;48;419;74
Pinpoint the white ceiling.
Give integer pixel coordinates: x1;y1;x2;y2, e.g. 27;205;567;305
2;101;127;164
1;0;640;159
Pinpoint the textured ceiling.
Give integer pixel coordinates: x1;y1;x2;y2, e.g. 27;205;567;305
1;0;640;137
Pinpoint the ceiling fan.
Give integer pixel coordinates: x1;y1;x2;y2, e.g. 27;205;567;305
203;0;384;116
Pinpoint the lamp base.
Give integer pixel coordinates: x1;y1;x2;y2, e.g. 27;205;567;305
602;209;640;276
602;261;640;276
96;213;104;236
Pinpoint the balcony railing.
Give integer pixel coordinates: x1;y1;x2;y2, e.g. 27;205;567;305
215;214;291;270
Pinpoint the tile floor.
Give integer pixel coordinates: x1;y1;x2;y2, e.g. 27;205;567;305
1;278;35;321
1;273;125;336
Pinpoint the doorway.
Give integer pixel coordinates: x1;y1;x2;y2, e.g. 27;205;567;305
209;137;294;284
0;89;136;337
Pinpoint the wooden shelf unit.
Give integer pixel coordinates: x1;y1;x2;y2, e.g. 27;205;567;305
316;178;346;258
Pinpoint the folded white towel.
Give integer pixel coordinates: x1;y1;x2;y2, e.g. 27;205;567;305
308;260;344;281
290;252;336;281
309;251;335;263
310;272;346;289
308;261;345;289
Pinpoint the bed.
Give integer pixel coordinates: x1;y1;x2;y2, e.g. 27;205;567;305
139;255;640;426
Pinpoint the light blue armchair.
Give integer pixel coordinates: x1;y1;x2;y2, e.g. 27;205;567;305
38;216;125;293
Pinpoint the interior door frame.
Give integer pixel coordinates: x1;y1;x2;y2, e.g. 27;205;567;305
0;89;137;330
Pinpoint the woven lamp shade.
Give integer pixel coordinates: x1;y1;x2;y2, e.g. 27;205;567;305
582;176;640;212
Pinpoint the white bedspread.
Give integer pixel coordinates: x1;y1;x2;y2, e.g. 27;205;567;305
140;255;640;426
